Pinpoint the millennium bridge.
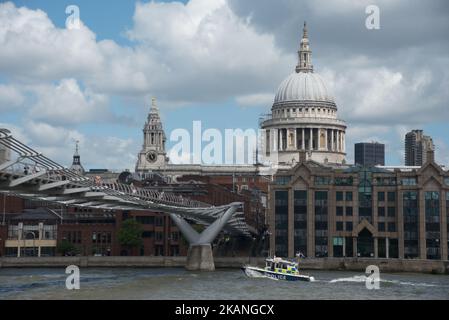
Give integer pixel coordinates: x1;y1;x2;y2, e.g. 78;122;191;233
0;128;253;270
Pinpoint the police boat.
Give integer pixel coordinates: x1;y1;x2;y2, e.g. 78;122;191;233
241;256;314;282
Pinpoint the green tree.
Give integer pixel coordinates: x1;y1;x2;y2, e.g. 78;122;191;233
118;219;143;251
57;240;79;256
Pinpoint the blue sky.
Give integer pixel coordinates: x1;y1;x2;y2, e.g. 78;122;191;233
1;0;448;170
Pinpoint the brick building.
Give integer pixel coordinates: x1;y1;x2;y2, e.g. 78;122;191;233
269;150;449;260
0;199;187;257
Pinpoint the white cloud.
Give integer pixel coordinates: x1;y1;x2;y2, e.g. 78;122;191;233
125;0;290;103
0;122;29;145
0;2;102;81
29;78;108;126
320;65;448;126
0;0;290;104
1;120;137;170
0;84;25;111
0;0;448;167
235;93;274;107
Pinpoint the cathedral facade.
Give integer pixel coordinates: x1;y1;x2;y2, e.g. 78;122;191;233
136;23;347;176
261;23;346;165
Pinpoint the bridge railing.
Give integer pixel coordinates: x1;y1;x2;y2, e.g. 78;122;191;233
0;128;251;235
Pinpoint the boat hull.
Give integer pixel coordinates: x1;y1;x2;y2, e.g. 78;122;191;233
241;266;312;282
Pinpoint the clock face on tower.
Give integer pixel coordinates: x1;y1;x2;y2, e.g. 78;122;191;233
146;151;157;163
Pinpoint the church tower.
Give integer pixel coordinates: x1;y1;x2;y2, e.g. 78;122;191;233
135;98;168;172
69;141;85;175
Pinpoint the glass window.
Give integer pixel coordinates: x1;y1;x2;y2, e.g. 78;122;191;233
346;207;353;216
155;216;164;226
345;192;353;201
275;176;291;185
275;190;289;257
155;232;163;241
335;177;353;186
336;222;343;231
378;192;385;202
346;222;353;231
135;216;154;224
378;207;385;216
315;176;332;185
387;192;396;202
378;222;385;232
402;178;417;186
336;191;343;201
142;231;153;238
388;223;396;232
387;207;396;217
336;206;343;216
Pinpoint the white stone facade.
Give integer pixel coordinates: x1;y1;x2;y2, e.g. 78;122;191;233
135;98;169;171
260;22;346;165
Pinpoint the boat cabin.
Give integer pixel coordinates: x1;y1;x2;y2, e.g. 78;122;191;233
265;257;298;274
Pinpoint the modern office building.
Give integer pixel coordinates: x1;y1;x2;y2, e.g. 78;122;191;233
355;142;385;166
405;130;435;166
269;150;449;260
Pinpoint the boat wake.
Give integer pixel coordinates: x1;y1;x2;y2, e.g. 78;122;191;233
328;275;438;287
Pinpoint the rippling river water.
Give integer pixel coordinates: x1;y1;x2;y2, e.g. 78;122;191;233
0;268;448;300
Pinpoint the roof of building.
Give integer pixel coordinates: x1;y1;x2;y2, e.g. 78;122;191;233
274;72;335;104
9;208;60;221
273;22;334;105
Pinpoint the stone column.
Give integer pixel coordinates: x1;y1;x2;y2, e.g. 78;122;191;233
353;237;357;257
273;129;278;151
341;131;344;152
309;128;313;150
386;237;389;259
337;131;340;152
325;129;328;151
279;129;283;151
331;129;335;151
342;237;346;257
302;128;305;150
294;128;297;150
374;237;378;258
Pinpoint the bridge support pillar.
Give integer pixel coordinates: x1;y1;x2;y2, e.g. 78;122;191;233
168;203;242;271
186;244;215;271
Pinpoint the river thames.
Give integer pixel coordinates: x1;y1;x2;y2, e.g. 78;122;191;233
0;268;448;300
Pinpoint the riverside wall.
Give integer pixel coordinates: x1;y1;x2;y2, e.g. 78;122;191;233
0;256;448;274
